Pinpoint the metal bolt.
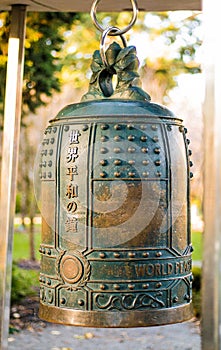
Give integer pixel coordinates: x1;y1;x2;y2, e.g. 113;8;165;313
128;172;135;177
140;135;147;142
114;159;122;165
155;160;161;166
128;147;136;153
128;135;135;141
173;296;179;303
100;159;108;166
114;284;120;290
100;172;107;178
154;147;161;154
82;124;89;131
128;284;135;290
128;160;135;165
78;299;84;306
100;124;109;130
114;124;122;130
156;282;162;288
142;172;149;177
114;171;121;178
101;135;108;142
152;136;159;142
100;147;108;154
156;251;162;257
114;135;122;141
100;284;106;290
128;252;135;258
127;124;134;130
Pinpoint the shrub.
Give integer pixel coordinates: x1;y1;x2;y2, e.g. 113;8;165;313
192;266;201;318
11;262;39;304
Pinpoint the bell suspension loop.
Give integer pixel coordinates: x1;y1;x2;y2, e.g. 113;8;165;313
90;0;139;36
85;0;147;100
100;26;127;69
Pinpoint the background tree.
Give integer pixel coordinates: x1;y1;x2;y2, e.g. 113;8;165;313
139;12;201;103
58;11;201;102
0;11;77;260
0;12;78;119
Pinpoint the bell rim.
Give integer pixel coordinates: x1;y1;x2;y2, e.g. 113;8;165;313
39;302;193;328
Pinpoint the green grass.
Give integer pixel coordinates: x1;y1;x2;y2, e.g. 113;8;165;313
191;231;203;261
13;225;41;261
13;224;203;262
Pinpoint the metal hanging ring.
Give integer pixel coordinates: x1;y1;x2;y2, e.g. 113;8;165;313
91;0;138;36
100;26;127;68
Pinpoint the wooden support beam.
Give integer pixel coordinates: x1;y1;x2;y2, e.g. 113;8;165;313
202;0;221;349
0;5;27;349
0;0;202;12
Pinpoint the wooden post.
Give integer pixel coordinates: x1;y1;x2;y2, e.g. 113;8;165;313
202;0;221;349
0;5;26;349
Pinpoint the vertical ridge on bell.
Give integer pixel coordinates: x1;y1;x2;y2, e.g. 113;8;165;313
55;126;63;250
88;123;96;252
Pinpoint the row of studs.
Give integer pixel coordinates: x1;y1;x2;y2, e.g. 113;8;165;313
99;170;163;178
100;135;159;142
100;159;161;166
41;149;54;156
39;172;53;179
99;123;159;131
99;251;163;259
44;126;58;134
99;146;161;154
98;282;163;291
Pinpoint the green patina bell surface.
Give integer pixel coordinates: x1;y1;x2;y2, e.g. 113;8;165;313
38;43;193;327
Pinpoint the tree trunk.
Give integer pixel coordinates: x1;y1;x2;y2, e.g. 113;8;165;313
29;216;35;261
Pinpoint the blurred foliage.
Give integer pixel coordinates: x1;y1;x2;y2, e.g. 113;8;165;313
0;10;202;123
11;262;39;303
139;12;202;102
0;11;78;126
192;266;201;318
60;11;202;102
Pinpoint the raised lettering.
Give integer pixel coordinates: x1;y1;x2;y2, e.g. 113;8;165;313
67;147;79;163
135;264;145;277
167;263;173;275
69;130;81;144
146;264;154;276
66;166;78;181
155;263;161;276
175;262;180;274
65;216;78;233
161;263;167;276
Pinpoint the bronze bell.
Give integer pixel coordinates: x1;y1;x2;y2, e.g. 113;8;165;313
37;39;193;327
